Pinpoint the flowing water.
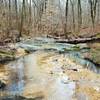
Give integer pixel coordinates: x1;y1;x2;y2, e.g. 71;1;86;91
18;37;100;73
0;37;100;100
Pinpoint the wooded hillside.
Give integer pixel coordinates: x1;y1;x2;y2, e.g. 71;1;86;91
0;0;100;43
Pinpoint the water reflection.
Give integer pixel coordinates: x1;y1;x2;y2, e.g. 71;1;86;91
1;58;25;95
0;52;76;100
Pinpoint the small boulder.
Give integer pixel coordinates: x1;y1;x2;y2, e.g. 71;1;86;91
15;48;26;57
0;80;6;90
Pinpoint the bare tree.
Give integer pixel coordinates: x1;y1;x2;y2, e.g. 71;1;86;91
78;0;82;31
65;0;69;34
15;0;18;29
19;0;25;37
88;0;98;28
8;0;11;31
70;0;75;31
97;0;100;24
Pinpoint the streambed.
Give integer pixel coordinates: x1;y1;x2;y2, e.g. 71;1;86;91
0;37;100;100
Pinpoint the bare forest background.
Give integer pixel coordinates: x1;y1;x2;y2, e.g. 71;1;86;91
0;0;100;42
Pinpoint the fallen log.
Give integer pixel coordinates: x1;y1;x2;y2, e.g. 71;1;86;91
55;37;100;44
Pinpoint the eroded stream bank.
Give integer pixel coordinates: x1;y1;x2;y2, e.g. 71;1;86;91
0;37;100;100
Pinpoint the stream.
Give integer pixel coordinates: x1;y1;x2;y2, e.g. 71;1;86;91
0;37;100;100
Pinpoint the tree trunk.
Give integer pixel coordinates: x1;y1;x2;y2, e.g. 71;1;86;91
64;0;69;34
8;0;11;32
70;0;75;31
88;0;98;28
19;0;25;38
78;0;82;31
15;0;18;29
